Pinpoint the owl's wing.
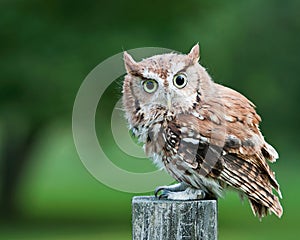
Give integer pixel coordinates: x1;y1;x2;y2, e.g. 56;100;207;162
214;84;278;162
174;85;282;218
219;153;282;218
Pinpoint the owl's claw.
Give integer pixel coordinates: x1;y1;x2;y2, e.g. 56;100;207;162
157;190;171;200
156;187;206;200
155;182;189;198
155;182;206;200
154;188;167;198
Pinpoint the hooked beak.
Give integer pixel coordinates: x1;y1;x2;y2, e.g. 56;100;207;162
166;93;172;110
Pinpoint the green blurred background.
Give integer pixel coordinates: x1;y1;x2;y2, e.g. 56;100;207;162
0;0;299;239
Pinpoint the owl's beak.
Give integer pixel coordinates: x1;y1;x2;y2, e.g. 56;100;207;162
166;93;172;110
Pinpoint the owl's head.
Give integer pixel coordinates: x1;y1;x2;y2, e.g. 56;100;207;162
122;44;213;125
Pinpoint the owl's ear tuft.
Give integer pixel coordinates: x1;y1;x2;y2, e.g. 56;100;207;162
188;43;200;64
124;51;139;74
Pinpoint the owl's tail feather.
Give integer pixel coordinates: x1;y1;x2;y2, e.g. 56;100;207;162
249;199;268;219
220;154;283;219
248;198;282;220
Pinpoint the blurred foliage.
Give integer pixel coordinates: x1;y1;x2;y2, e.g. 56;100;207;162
0;0;299;239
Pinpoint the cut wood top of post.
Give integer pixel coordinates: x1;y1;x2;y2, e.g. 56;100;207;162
132;196;217;204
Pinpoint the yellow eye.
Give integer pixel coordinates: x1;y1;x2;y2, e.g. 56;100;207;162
143;79;158;93
173;73;187;88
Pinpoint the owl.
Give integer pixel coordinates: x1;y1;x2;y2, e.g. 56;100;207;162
122;44;283;219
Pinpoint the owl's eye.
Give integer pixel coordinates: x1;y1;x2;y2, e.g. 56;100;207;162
143;79;158;93
173;74;187;88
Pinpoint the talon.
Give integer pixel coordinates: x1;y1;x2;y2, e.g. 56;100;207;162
155;183;188;198
158;191;169;199
154;184;207;201
155;186;166;198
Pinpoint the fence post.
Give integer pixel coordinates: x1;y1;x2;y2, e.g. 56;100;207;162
132;196;217;240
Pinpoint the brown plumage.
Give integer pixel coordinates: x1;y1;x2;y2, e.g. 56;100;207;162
122;44;283;219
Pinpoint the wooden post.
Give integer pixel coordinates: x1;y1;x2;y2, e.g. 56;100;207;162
132;196;217;240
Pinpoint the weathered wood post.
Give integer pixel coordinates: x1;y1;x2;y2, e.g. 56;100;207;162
132;196;217;240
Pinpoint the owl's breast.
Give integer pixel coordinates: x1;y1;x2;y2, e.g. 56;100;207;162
140;116;181;170
140;115;223;197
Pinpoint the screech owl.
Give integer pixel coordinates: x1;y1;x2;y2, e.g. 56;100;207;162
122;44;282;219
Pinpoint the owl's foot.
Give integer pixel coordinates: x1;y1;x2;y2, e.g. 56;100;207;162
155;183;206;200
155;182;189;198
